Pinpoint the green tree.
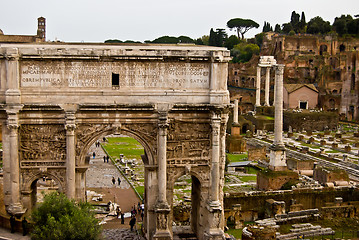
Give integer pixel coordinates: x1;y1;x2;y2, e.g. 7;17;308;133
31;192;102;240
274;24;282;33
307;16;331;34
152;36;179;43
231;42;260;63
209;28;228;47
227;18;259;39
298;11;307;32
333;15;353;35
255;32;264;48
224;35;240;49
282;23;293;34
290;11;300;32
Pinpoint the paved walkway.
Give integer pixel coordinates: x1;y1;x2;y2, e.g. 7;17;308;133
0;227;30;240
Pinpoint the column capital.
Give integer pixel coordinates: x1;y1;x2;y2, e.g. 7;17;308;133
65;123;76;132
274;64;285;74
158;111;169;129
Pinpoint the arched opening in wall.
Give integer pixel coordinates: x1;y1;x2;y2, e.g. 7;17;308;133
29;176;61;210
85;133;146;227
251;78;255;88
172;174;201;238
329;99;336;109
279;41;282;52
339;44;346;52
351;73;356;90
320;45;327;55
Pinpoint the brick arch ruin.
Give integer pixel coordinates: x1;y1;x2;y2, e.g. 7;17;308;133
0;43;231;240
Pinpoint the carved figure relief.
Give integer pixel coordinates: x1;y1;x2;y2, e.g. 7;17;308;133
19;125;66;164
167;121;211;166
157;213;168;230
21;168;66;192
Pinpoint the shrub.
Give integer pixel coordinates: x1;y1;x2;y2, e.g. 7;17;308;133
31;192;102;240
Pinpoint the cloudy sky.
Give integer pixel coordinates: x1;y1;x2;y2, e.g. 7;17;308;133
1;0;358;43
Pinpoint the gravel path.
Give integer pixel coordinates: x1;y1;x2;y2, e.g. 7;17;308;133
86;142;145;239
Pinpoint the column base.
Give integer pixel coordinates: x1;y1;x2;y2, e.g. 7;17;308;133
153;230;172;240
6;203;26;217
154;201;172;240
269;147;287;171
208;200;222;211
204;229;225;240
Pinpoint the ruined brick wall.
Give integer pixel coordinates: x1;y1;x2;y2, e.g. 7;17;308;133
224;188;359;220
228;33;359;121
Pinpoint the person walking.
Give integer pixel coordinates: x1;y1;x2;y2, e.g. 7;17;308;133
93;152;96;159
121;213;125;224
22;217;28;236
10;215;15;233
106;155;109;163
103;156;106;163
118;177;121;186
129;216;136;231
112;176;116;185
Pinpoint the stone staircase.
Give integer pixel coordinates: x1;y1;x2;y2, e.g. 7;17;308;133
276;223;334;240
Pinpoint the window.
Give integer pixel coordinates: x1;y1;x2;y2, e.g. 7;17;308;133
112;73;119;86
299;101;307;109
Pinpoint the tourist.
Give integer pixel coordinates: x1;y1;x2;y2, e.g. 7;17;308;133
103;156;106;163
106;155;109;163
22;217;28;236
93;152;96;159
118;177;121;186
112;176;116;185
10;215;15;233
116;206;121;218
129;216;136;231
141;211;144;221
121;213;125;224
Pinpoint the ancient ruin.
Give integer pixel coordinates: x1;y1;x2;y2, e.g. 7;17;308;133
0;43;231;240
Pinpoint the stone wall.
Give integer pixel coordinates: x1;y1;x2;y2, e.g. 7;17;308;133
224;187;359;220
257;170;299;191
248;146;266;162
283;111;338;131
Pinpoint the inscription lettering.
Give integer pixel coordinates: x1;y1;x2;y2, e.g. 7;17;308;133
20;61;210;89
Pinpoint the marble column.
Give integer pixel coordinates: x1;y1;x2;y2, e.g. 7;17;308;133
157;116;168;204
269;64;287;171
264;67;271;106
233;99;239;124
6;112;26;215
210;113;221;206
273;65;285;147
66;112;76;199
153;112;171;240
255;67;261;107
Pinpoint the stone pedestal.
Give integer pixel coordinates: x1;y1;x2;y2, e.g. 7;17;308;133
153;203;172;240
269;146;287;171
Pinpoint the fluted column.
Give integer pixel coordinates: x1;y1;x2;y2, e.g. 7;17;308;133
264;67;271;106
157;113;168;204
233;99;239;124
66;112;76;199
256;67;261;107
210;112;221;205
273;65;285;147
6;110;26;215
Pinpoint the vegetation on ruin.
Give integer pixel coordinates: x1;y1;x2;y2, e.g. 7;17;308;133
31;192;101;240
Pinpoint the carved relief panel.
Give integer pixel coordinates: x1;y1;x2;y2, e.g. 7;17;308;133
167;120;211;166
19;124;66;167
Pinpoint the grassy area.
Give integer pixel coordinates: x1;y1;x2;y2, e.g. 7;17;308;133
244;166;258;174
238;175;257;182
135;186;144;199
225;229;242;239
227;153;248;162
102;137;144;160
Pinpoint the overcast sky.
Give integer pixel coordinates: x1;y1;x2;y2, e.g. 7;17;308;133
1;0;358;43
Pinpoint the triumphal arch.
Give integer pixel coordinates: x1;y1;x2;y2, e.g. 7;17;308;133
0;43;230;239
